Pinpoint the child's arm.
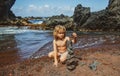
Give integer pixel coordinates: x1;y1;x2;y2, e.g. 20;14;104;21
71;32;77;44
53;40;58;67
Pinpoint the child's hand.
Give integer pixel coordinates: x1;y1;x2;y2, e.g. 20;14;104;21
54;61;58;67
72;32;77;38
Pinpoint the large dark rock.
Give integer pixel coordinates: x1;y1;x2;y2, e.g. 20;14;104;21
73;4;90;29
45;14;73;30
73;0;120;31
0;0;16;21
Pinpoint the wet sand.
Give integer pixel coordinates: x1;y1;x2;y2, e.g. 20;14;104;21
0;49;23;67
0;30;53;67
0;35;23;67
0;34;120;76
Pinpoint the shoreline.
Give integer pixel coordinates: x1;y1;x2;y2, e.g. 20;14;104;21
0;32;120;67
1;25;120;32
0;42;120;76
0;29;120;75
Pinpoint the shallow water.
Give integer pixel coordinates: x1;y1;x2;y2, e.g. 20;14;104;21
28;19;43;24
0;27;53;65
0;26;120;66
30;31;120;58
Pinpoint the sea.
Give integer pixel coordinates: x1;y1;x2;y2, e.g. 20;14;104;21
0;22;120;66
28;19;43;24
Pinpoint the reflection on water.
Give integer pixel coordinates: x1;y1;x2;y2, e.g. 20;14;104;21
30;31;120;59
14;31;53;59
0;27;53;66
0;34;21;67
0;26;120;66
0;34;17;51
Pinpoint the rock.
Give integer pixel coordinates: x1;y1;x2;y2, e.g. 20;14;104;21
0;0;16;21
73;4;90;30
66;40;78;71
89;61;100;71
45;14;73;30
73;0;120;31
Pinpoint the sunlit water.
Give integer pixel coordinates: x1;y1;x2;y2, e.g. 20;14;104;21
28;19;43;24
0;26;120;62
0;26;53;59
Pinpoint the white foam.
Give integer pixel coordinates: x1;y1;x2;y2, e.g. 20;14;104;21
0;27;52;34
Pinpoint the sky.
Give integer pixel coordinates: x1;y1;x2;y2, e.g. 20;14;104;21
11;0;109;17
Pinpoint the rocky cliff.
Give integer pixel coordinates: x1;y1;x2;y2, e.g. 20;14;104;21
0;0;16;21
45;14;73;30
73;0;120;31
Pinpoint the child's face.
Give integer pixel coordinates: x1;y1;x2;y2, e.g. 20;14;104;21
57;30;65;39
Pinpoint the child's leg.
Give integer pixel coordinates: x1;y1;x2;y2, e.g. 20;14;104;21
60;51;68;62
48;51;54;58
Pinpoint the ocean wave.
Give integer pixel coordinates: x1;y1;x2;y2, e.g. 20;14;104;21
0;28;52;34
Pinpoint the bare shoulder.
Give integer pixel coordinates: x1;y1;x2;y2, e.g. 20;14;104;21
53;39;56;44
65;36;70;41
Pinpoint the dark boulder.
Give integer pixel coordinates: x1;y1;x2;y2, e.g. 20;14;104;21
0;0;16;21
73;0;120;31
73;4;90;30
45;14;73;30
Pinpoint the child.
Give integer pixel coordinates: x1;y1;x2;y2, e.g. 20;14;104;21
48;25;77;67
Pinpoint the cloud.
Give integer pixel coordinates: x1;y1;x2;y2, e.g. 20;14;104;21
29;4;37;8
27;4;50;13
12;4;74;17
44;4;50;8
28;4;38;12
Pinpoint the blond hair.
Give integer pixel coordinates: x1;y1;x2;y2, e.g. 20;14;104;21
53;25;66;40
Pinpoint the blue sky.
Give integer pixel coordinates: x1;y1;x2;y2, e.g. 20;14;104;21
11;0;109;17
